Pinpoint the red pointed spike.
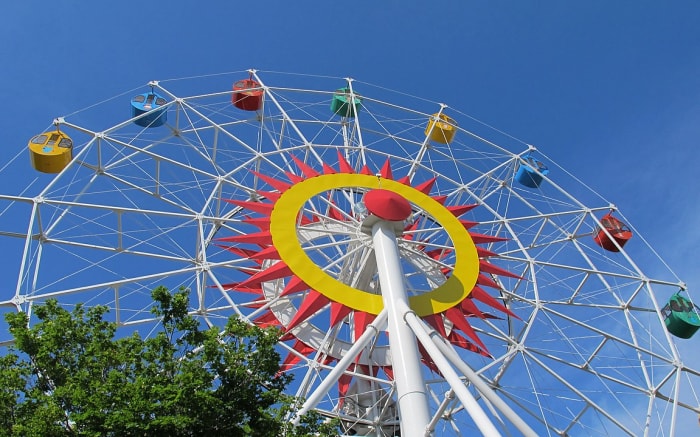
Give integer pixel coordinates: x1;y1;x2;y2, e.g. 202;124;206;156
382;366;394;381
479;260;522;279
357;364;379;377
291;155;321;178
447;332;491;357
476;273;500;289
397;175;411;185
330;302;353;327
279;331;295;342
447;331;470;349
460;298;487;319
256;190;281;202
336;151;355;174
219;282;263;294
360;164;373;175
469;233;509;244
224;199;275;216
253;311;281;328
338;373;353;400
322;162;336;175
460;219;479;230
327;199;348;221
444;307;488;352
432;195;448;205
471;286;519;319
243;216;271;231
249;245;281;260
251;170;292;192
418;343;441;375
217;230;273;245
353;311;377;341
298;213;317;226
293;339;316;355
380;159;393;180
424;314;447;338
285;171;304;183
247;296;268;309
281;275;311;297
218;247;265;264
216;245;259;259
425;248;451;260
476;246;499;258
414;177;436;195
280;353;302;371
237;261;292;288
280;340;315;371
402;220;419;241
285;291;330;332
447;204;479;217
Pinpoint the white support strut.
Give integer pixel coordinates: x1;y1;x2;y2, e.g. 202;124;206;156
371;219;431;437
292;308;389;423
403;307;502;436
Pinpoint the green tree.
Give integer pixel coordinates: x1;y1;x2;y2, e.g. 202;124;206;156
0;287;336;436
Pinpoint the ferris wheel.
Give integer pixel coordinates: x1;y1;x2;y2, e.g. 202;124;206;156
1;70;699;436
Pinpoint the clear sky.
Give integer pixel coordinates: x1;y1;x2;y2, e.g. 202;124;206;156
3;1;699;288
1;1;699;434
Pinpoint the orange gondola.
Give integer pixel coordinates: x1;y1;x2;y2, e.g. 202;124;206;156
593;213;632;252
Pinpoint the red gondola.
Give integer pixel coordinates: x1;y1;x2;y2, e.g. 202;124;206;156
232;79;263;111
593;213;632;252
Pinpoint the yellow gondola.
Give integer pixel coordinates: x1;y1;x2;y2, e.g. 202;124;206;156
425;113;456;144
28;130;73;173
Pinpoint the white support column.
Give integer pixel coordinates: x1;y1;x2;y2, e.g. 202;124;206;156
371;219;431;437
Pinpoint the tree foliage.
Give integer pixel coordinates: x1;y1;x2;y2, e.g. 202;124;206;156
0;287;335;436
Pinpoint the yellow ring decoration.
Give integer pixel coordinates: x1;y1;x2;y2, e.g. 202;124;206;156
270;173;479;316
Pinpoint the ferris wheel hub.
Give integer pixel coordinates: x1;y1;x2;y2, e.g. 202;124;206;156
364;189;412;221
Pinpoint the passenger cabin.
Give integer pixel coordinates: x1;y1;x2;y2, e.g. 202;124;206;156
425;113;456;144
232;79;263;111
593;213;632;252
330;87;361;118
131;92;167;127
662;294;700;339
28;130;73;173
515;155;549;188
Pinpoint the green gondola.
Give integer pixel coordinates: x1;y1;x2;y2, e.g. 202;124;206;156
662;294;700;339
330;87;362;118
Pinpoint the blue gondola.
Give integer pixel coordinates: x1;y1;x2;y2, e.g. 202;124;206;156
131;91;168;127
661;294;700;339
515;155;549;188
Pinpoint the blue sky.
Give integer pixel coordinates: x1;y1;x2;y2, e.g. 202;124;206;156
3;1;699;289
2;1;700;434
